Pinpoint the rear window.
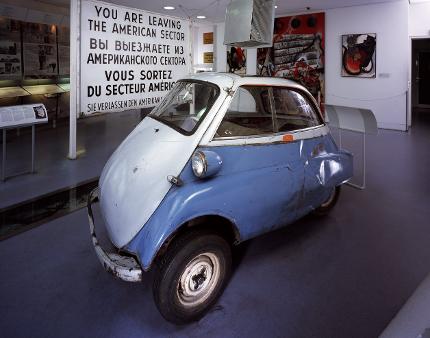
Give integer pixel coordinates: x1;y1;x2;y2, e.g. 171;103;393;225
272;88;323;132
214;85;323;139
215;86;274;138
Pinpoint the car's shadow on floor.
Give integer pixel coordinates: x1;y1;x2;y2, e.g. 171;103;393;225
229;212;338;277
95;211;343;334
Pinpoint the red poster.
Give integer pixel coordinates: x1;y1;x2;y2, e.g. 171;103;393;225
257;13;325;111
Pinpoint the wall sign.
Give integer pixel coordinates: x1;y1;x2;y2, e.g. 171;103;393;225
203;32;213;44
203;52;213;64
80;0;191;115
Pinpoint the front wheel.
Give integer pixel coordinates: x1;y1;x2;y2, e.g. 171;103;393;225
153;230;232;324
313;186;341;216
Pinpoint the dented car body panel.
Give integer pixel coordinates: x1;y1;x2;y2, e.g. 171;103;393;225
125;134;352;270
91;72;354;277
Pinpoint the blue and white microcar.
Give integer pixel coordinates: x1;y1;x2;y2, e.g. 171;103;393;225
88;73;353;324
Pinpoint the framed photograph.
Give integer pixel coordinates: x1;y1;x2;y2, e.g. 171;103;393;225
342;33;376;78
24;43;58;77
33;105;47;119
22;22;58;78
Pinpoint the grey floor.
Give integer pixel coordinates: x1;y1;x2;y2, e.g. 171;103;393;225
0;109;429;338
0;110;142;209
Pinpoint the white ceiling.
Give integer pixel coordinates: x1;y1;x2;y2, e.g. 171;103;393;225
34;0;402;22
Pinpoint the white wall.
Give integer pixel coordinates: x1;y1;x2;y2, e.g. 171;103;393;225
193;23;215;68
214;1;410;130
409;2;430;37
214;23;227;72
325;1;409;131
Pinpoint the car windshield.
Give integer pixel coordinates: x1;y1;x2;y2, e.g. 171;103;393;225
150;81;220;135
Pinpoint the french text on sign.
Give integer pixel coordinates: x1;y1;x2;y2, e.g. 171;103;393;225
80;0;190;114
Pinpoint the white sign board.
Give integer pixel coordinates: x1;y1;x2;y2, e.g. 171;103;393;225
0;104;48;128
80;0;191;115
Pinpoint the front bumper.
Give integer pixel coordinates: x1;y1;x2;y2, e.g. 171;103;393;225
87;188;142;282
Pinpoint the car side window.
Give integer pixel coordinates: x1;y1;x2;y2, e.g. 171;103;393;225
215;86;275;138
272;88;322;132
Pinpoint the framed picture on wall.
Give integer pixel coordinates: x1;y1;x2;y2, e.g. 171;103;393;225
227;47;246;75
0;19;22;79
342;33;376;78
203;52;213;64
22;22;58;78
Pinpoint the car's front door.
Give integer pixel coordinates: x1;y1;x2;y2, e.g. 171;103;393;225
201;85;304;241
270;87;329;217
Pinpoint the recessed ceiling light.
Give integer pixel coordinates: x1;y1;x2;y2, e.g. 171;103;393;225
275;5;278;8
163;6;175;10
196;15;206;19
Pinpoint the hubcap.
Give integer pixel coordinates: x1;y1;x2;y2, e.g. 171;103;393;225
177;252;220;307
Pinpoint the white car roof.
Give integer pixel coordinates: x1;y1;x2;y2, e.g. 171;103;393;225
181;72;308;92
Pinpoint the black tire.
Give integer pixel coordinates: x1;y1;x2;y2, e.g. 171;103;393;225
153;229;232;324
313;186;341;216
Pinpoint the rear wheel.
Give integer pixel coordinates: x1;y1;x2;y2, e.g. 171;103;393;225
153;230;232;324
313;186;341;216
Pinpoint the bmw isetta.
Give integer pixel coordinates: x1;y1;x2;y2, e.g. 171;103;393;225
88;72;353;324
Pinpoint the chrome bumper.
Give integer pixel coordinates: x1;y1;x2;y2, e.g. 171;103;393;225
87;188;142;282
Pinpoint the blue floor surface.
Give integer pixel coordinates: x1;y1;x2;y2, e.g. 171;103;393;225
0;110;430;337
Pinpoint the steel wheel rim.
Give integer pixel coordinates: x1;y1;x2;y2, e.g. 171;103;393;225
177;252;220;307
321;187;336;208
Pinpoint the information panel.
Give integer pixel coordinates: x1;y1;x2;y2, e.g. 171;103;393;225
80;0;191;115
0;104;48;128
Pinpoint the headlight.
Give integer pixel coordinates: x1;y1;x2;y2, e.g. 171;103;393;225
191;150;222;179
191;151;207;177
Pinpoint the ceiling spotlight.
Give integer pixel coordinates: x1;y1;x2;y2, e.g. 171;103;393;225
196;15;206;19
275;5;278;8
163;6;175;10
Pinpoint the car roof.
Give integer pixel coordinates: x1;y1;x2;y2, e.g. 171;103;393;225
181;72;307;91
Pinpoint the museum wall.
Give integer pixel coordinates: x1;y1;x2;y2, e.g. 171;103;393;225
1;0;415;131
0;0;70;125
325;0;409;131
193;23;214;68
213;1;409;130
409;2;430;37
214;23;226;72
